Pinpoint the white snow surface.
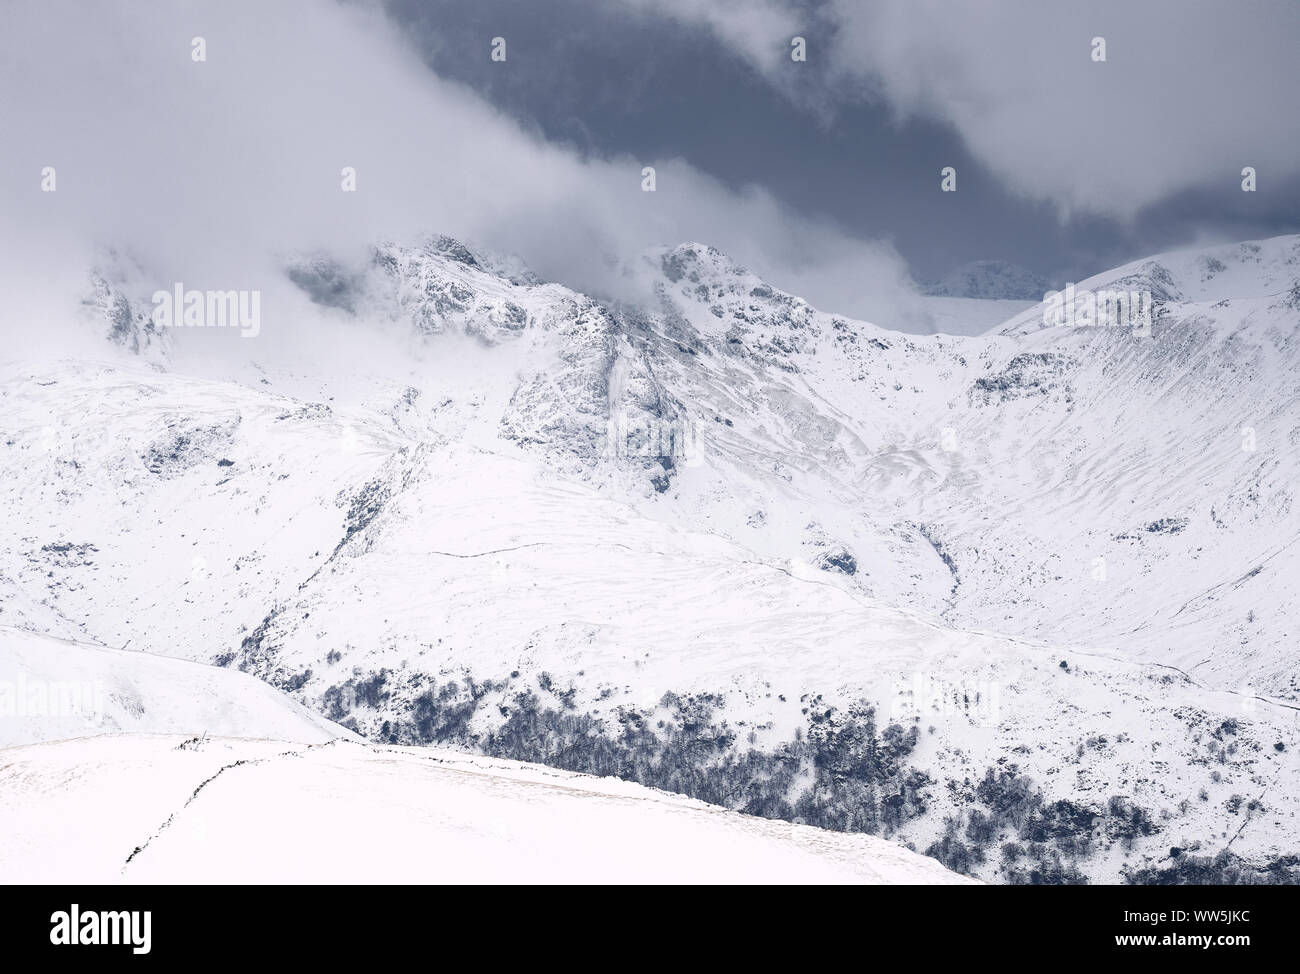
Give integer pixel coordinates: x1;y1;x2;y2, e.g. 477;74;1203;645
0;735;974;884
0;626;346;747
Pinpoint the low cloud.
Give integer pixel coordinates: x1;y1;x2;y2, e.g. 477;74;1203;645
615;0;1300;219
826;0;1300;218
0;0;921;354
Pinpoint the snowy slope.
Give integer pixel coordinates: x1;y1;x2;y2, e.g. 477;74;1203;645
4;232;1300;883
0;735;974;884
0;626;347;747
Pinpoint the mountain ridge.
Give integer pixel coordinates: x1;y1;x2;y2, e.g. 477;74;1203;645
5;231;1300;882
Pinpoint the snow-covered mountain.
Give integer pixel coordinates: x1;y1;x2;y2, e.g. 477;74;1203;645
4;232;1300;884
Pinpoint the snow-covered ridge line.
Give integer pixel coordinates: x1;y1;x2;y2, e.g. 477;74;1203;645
0;626;349;748
0;735;975;884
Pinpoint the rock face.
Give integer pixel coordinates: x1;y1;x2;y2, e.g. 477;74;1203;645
6;232;1300;883
82;259;169;359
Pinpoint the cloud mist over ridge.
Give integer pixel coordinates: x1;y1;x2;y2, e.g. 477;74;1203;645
0;0;924;358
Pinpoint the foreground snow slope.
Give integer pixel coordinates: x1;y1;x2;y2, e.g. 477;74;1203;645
0;735;974;884
0;627;347;747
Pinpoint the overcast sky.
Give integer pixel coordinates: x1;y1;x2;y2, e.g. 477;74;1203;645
387;0;1300;285
2;0;1298;332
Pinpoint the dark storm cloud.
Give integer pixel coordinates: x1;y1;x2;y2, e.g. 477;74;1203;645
384;0;1300;284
